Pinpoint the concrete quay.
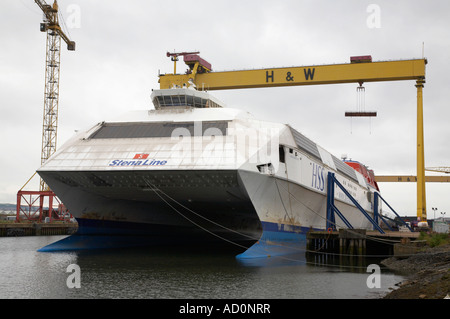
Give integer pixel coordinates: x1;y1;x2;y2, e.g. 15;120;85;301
0;223;77;237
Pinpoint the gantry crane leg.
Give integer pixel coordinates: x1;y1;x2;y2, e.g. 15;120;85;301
416;79;427;221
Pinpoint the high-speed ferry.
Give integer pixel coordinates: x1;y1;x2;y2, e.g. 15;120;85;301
37;87;381;256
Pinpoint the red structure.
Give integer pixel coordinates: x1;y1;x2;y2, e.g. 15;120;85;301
350;55;372;63
345;111;377;117
344;160;380;191
166;51;212;74
16;190;71;223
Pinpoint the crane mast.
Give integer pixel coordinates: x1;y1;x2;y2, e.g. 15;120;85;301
15;1;76;223
35;0;75;191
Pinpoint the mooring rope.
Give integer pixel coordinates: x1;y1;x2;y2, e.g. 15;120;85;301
142;177;251;250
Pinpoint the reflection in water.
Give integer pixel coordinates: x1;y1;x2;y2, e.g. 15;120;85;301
305;251;391;274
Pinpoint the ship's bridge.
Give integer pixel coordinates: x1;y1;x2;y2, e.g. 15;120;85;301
151;88;224;109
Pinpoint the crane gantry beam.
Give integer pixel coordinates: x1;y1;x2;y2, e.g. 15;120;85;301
376;167;450;182
426;167;450;174
159;58;426;90
159;54;429;221
376;176;450;183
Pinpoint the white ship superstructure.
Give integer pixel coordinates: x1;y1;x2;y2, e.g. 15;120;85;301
38;88;381;255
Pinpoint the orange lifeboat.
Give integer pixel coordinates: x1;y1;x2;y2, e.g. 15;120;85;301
344;160;380;191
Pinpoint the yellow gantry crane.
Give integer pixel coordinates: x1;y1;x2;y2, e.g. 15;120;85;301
35;0;75;191
159;53;429;221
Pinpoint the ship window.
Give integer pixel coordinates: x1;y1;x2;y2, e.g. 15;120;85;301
186;95;193;106
171;96;181;105
89;121;229;139
163;96;172;105
153;94;221;109
194;96;203;107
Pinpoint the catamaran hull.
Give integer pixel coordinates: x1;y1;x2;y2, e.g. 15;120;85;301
38;167;373;255
38;169;262;251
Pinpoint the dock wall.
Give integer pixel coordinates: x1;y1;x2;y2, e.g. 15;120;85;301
307;229;421;258
0;223;78;237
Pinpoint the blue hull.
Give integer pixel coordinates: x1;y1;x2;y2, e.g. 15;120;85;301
38;218;258;253
236;221;315;259
38;220;317;260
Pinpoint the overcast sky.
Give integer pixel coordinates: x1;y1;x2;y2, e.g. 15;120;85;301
1;0;449;219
